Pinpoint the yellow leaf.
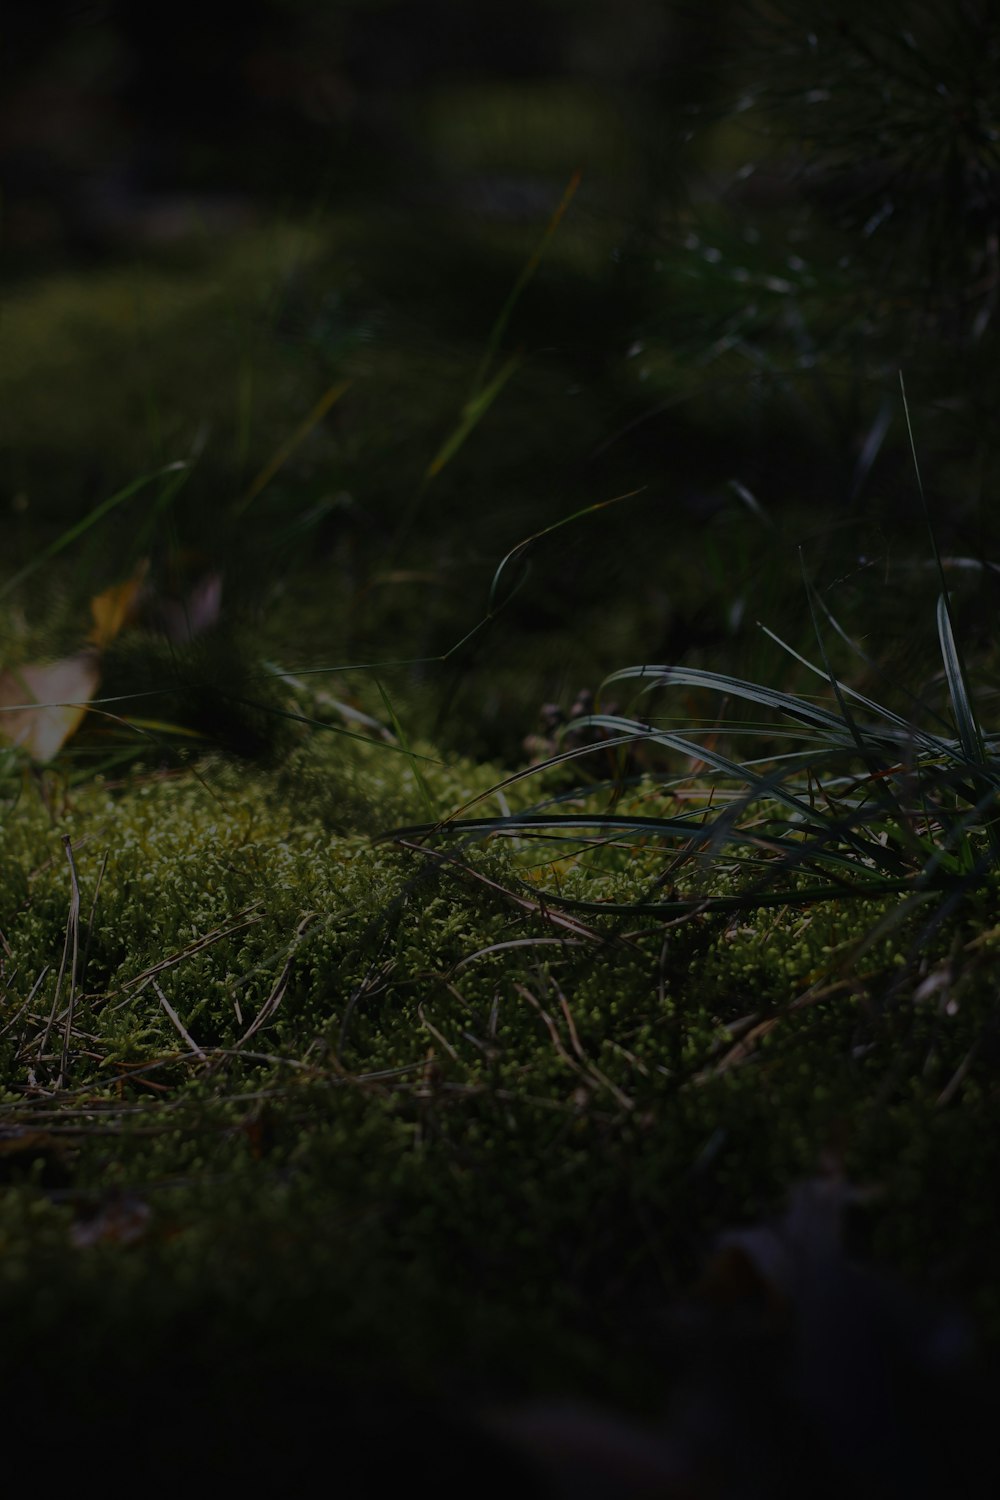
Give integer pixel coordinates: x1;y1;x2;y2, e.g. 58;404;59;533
0;652;101;762
88;559;149;649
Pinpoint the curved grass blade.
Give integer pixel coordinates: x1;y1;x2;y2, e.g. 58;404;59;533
574;713;911;875
604;660;997;776
492;879;915;919
936;593;986;766
381;809;907;881
603;663;889;742
797;560;931;859
484;489;644;617
809;582;957;741
901;372;1000;864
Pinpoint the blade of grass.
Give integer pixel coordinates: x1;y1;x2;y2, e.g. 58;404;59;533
935;594;1000;866
900;371;985;762
0;462;187;604
429;488;644;739
623;653;987;772
391;706;910;880
393;171;582;551
797;557;924;863
373;677;437;821
425;352;520;479
901;371;1000;864
471;168;582;398
391;814;910;915
232;378;351;518
936;594;984;766
381;809;899;880
427;168;582;478
602;663;929;753
808;583;956;740
485;490;644;617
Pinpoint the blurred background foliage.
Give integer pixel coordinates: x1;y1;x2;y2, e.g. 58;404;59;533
3;0;999;758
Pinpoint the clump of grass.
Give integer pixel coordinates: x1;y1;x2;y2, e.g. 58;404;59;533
388;617;999;913
392;385;999;924
376;404;999;1147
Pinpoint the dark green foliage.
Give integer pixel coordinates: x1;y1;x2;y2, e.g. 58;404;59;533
2;9;1000;1481
743;2;1000;327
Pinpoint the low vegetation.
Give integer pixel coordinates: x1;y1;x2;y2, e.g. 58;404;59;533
3;11;1000;1479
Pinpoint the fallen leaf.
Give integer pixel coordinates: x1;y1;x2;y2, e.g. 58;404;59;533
0;562;149;762
70;1193;152;1249
0;651;101;762
87;559;149;649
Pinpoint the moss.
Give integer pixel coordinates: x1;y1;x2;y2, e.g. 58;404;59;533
0;656;998;1428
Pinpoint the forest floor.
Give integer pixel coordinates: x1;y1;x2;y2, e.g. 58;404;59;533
3;185;1000;1493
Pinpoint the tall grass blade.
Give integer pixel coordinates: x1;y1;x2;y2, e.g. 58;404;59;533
798;560;918;848
0;463;187;604
425;352;520;479
393;172;580;549
424;170;582;480
901;372;1000;863
603;663;943;757
936;594;983;766
409;489;647;735
808;586;955;740
233;378;351;518
900;370;980;757
485;489;643;615
373;677;437;821
471;168;582;397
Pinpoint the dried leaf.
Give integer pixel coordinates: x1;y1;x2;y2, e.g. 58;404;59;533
0;563;149;761
87;560;149;649
70;1194;152;1249
0;651;101;762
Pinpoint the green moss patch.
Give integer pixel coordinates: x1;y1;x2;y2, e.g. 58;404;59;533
1;691;997;1433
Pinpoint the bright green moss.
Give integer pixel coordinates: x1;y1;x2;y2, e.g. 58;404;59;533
0;706;998;1413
